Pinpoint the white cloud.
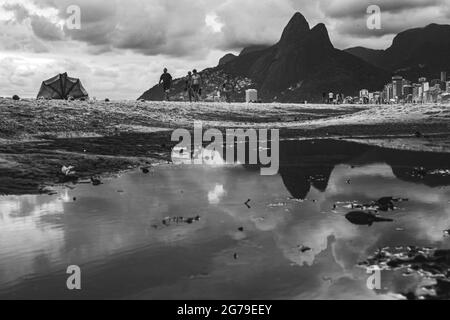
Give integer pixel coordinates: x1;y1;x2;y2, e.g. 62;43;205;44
0;0;448;98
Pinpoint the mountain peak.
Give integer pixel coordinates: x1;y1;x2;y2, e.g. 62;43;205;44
309;23;334;49
218;53;237;66
279;12;310;44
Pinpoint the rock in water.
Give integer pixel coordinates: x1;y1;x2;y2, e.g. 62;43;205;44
345;211;393;226
91;176;102;186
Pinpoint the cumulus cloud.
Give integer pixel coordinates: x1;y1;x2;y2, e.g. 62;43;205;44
3;0;449;54
30;14;63;40
1;0;449;98
319;0;446;19
317;0;450;48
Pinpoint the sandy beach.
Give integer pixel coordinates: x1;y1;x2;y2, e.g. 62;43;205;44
1;98;449;195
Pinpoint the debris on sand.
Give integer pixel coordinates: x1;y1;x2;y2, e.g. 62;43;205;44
415;131;423;138
161;215;201;227
347;197;408;213
245;199;251;209
411;167;427;178
238;227;244;232
61;165;76;177
444;229;450;237
90;176;102;186
141;167;150;174
360;247;450;300
58;165;79;183
12;95;20;101
345;211;394;226
374;197;408;212
268;202;287;208
234;253;239;260
298;245;312;253
428;169;450;176
105;98;110;102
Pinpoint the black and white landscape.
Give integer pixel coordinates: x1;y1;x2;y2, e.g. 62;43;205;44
0;0;450;302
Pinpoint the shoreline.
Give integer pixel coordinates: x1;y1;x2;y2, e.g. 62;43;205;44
1;98;449;196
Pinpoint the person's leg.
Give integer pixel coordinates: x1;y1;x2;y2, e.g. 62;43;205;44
193;85;199;102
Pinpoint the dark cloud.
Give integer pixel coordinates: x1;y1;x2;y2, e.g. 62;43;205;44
318;0;446;19
2;0;450;56
1;3;63;42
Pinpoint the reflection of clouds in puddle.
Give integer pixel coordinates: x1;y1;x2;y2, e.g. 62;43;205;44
208;184;226;205
0;194;66;286
172;147;229;166
2;155;449;299
328;163;450;244
327;164;394;195
275;214;367;268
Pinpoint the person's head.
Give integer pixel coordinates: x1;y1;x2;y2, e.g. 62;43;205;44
163;68;168;73
193;69;197;74
188;71;192;76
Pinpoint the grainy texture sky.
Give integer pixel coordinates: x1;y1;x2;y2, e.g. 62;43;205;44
1;0;449;99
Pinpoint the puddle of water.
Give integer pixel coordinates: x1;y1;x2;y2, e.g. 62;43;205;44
0;140;449;300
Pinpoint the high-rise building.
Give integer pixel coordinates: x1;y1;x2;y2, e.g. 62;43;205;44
392;76;403;100
384;83;393;102
441;71;447;82
422;82;430;103
386;83;394;102
403;85;413;103
412;84;421;102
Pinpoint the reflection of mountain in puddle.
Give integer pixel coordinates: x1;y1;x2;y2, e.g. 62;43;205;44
1;139;450;299
275;140;450;200
258;141;450;287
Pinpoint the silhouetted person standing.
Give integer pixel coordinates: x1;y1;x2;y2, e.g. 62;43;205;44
184;71;193;102
222;76;234;103
159;68;173;101
191;69;202;102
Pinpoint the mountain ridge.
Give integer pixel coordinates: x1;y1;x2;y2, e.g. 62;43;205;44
139;12;392;102
345;23;450;80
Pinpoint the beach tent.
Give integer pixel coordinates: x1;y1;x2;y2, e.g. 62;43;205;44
37;73;89;100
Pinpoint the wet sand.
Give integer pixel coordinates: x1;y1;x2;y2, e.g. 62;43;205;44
0;98;449;195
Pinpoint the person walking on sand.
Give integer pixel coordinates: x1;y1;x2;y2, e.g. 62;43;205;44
191;69;202;102
184;71;193;102
159;68;173;101
222;76;234;103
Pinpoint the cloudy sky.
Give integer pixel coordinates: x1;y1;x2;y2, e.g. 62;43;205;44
0;0;449;99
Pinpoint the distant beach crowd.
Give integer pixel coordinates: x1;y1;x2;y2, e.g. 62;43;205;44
159;68;234;103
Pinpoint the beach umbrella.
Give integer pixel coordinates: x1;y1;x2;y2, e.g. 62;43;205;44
37;73;89;100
